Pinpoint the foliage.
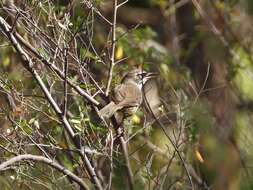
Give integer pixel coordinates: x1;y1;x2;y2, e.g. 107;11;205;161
0;0;253;190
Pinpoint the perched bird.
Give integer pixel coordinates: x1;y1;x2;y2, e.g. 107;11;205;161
98;69;157;118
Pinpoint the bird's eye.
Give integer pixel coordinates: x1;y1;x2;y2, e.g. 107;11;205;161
137;73;144;79
137;72;146;77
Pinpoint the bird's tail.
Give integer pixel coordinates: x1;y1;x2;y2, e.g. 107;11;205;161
98;102;120;118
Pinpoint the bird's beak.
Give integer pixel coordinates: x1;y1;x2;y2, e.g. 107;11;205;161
145;72;158;79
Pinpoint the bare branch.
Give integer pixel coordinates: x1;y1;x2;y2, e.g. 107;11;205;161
0;16;103;190
63;46;68;117
105;0;118;96
0;154;90;190
83;0;112;26
0;16;99;106
142;85;195;189
191;0;243;65
117;0;129;8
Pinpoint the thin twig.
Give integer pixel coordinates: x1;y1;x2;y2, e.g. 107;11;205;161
100;1;135;186
108;129;114;190
0;154;90;190
117;0;129;8
194;62;210;103
0;16;103;190
143;84;195;189
169;0;180;66
105;0;117;96
119;132;134;189
63;46;68;117
12;7;104;94
111;117;134;190
83;0;112;26
7;115;51;159
13;26;99;105
0;13;99;105
191;0;241;66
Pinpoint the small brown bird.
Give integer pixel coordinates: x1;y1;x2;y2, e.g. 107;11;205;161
98;69;157;118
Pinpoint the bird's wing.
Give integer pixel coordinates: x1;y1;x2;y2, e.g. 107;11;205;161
113;82;142;107
98;84;128;118
112;83;127;103
99;83;142;118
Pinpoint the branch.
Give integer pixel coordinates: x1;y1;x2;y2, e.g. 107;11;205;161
0;16;75;137
105;0;118;96
119;131;134;189
191;0;243;66
0;16;103;190
102;1;134;186
83;0;112;26
0;154;89;190
142;86;195;189
63;46;68;117
0;16;99;106
111;117;134;190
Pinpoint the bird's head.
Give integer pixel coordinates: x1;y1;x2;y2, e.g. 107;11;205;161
122;69;158;88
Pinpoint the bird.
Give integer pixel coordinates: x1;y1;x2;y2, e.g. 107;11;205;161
98;69;157;118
